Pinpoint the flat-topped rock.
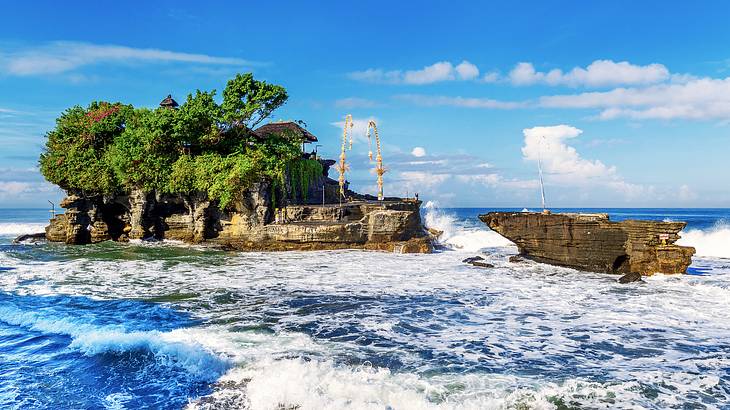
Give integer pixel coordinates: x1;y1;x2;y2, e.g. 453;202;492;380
479;212;695;275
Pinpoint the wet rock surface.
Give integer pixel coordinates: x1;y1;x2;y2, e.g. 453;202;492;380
618;272;643;284
12;233;47;244
462;256;495;268
480;212;695;275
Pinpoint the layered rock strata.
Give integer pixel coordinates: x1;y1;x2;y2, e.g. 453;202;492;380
45;184;432;253
479;212;695;275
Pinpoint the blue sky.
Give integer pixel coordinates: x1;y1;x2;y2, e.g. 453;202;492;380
1;1;729;207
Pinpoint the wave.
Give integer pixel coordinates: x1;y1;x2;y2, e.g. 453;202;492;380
423;202;514;252
0;223;46;236
190;357;721;410
678;220;730;258
0;303;229;381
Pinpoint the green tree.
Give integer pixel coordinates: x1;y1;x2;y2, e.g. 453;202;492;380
221;73;288;129
39;73;310;211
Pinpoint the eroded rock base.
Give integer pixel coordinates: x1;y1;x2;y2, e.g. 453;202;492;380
45;189;432;254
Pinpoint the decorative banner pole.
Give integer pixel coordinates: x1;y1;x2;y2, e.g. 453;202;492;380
366;120;387;201
337;114;353;198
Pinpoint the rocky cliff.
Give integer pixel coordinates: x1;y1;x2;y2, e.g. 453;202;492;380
480;212;695;275
45;181;432;253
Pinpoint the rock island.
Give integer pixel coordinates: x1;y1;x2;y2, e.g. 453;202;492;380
40;73;432;253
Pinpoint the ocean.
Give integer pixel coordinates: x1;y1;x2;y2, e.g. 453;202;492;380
0;205;728;409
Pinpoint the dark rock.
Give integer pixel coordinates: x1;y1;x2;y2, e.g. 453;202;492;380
462;256;494;268
509;255;525;263
480;212;695;275
618;272;643;284
12;233;46;244
471;261;495;268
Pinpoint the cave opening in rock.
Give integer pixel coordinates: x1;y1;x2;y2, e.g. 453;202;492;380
100;203;129;240
612;254;630;273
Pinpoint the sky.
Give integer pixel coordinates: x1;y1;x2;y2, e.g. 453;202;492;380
1;1;729;208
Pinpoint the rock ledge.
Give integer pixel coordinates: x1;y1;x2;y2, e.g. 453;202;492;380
479;212;695;275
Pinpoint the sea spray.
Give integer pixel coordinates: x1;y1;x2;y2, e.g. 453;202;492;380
423;201;514;252
0;223;47;236
679;219;730;258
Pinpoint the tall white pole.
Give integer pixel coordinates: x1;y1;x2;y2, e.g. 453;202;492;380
538;136;547;211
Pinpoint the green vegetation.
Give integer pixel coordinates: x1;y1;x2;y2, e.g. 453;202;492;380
39;73;322;209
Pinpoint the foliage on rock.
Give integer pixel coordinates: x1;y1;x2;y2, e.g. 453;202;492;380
40;73;316;210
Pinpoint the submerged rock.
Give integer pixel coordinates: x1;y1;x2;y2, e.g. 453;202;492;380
480;212;695;275
462;256;495;268
12;233;46;244
618;272;643;284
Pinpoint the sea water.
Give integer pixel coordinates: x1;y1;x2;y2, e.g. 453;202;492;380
0;206;728;409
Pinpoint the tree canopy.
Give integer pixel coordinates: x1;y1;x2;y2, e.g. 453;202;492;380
39;73;321;210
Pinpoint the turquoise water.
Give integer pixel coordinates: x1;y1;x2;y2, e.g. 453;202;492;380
0;207;729;409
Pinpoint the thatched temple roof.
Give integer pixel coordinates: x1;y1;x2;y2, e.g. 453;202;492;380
159;95;179;109
253;121;318;143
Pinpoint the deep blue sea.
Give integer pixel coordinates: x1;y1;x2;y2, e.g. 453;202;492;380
0;207;729;409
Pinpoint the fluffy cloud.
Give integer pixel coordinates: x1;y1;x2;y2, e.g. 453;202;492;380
540;77;730;120
509;60;671;87
349;60;480;85
411;147;427;157
522;125;647;198
0;41;253;76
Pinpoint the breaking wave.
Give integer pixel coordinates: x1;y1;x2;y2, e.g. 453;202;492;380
0;223;46;236
423;201;514;252
679;220;730;258
0;303;229;381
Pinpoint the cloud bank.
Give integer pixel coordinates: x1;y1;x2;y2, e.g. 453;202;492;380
0;41;254;76
349;61;480;85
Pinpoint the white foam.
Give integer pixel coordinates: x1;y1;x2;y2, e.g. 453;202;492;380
678;220;730;258
423;201;514;252
0;223;46;236
190;358;723;410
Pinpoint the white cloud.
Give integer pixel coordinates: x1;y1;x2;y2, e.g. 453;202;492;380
540;77;730;120
335;97;378;109
454;61;480;80
0;181;32;195
482;71;500;83
330;116;379;144
411;147;427;157
395;94;524;109
349;60;480;85
509;60;671;87
678;184;698;201
0;41;254;76
521;125;646;198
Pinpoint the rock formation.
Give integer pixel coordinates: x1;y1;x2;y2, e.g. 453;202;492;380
480;212;695;275
44;161;432;253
